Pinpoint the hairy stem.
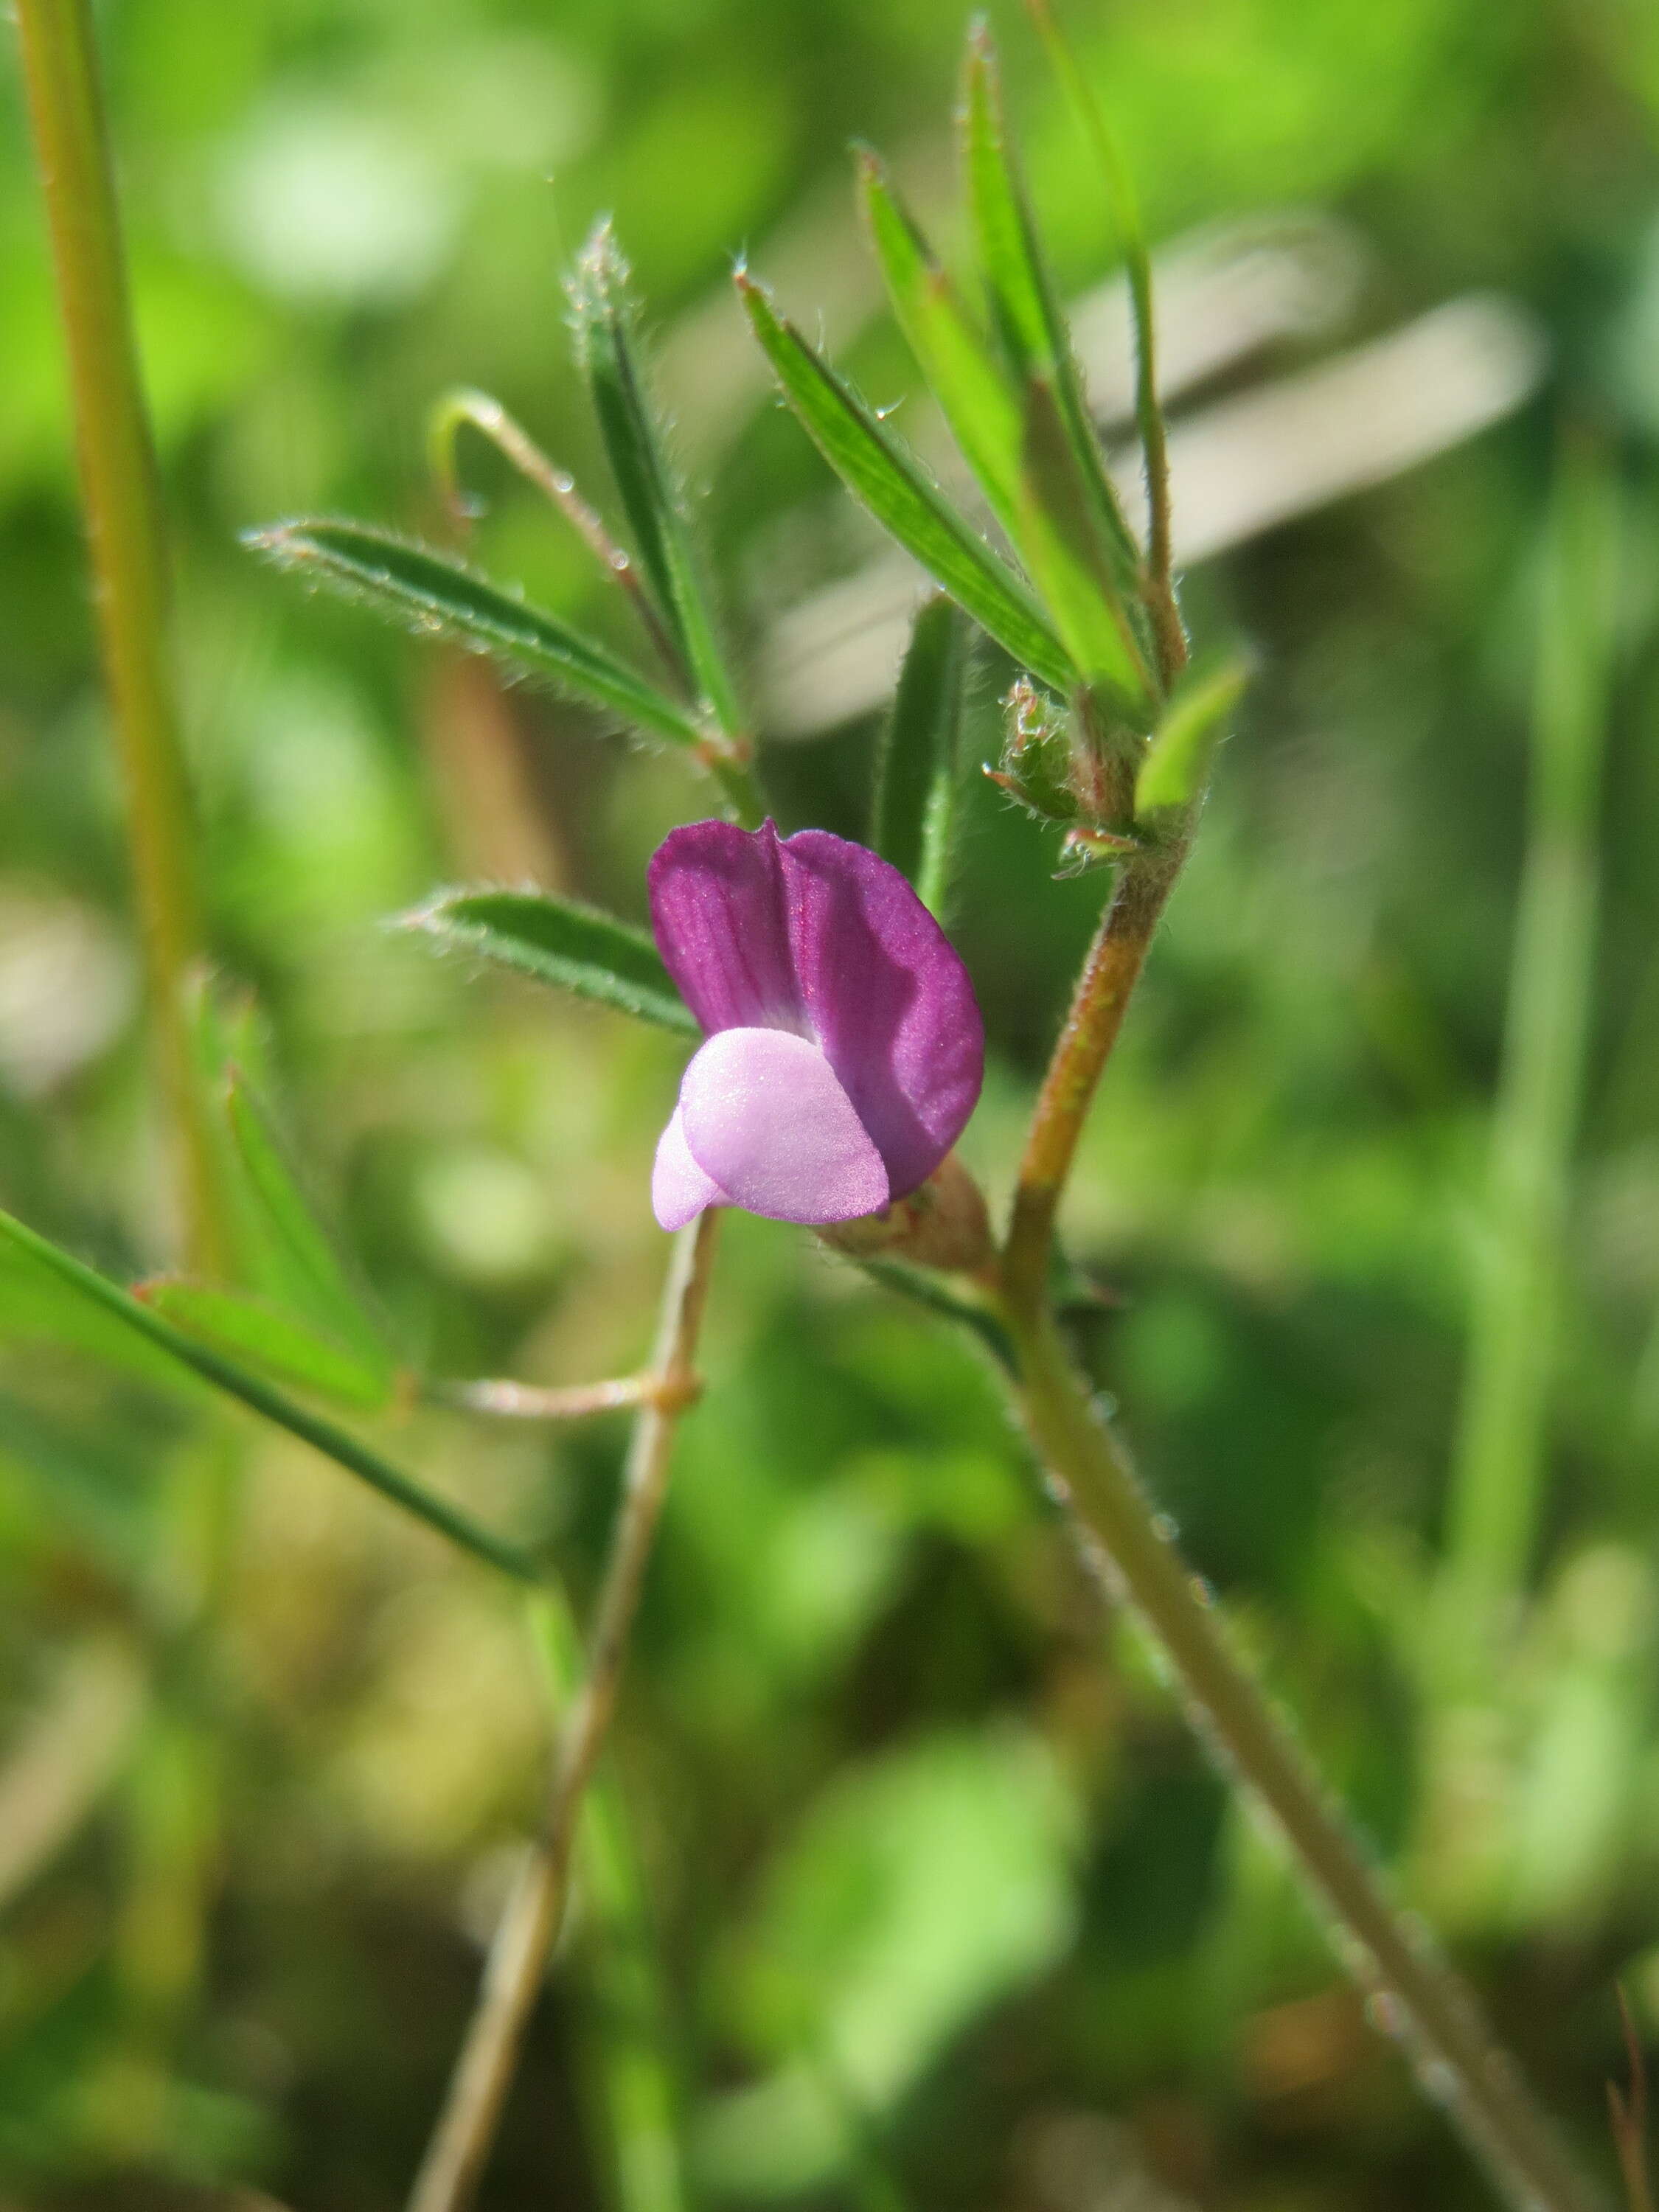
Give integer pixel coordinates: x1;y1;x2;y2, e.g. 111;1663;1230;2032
15;0;219;1276
429;386;686;684
1001;852;1179;1311
995;820;1596;2211
408;1208;722;2212
1003;1307;1600;2212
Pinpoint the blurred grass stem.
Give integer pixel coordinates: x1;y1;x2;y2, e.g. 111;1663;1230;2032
408;1207;721;2212
529;1593;692;2212
1439;447;1615;1650
15;0;220;1276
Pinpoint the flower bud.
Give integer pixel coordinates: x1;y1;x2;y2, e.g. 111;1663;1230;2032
816;1151;992;1273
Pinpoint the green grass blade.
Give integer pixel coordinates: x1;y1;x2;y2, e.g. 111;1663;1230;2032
960;24;1143;611
0;1207;543;1585
221;1070;394;1382
872;595;972;919
406;888;699;1037
139;1280;394;1413
568;222;745;742
1439;442;1620;1647
736;271;1076;696
1134;653;1250;818
247;521;705;748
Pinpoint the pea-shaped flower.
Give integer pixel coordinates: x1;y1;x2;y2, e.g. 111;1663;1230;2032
649;821;984;1231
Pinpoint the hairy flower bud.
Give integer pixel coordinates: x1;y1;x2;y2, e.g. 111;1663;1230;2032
815;1150;992;1272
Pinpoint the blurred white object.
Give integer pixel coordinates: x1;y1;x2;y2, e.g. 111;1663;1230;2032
0;888;135;1095
218;100;462;305
1133;293;1545;561
0;1638;144;1907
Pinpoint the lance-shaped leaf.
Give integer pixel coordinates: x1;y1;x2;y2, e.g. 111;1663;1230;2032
858;152;1025;546
1134;653;1250;818
961;27;1144;614
247;521;705;748
861;152;1152;715
406;888;698;1036
1029;0;1175;610
1017;378;1154;717
872;595;973;919
737;271;1076;698
568;222;744;740
0;1208;542;1585
138;1280;394;1413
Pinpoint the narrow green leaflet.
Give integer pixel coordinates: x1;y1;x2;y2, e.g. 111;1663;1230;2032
1029;0;1175;599
1018;378;1154;716
872;596;972;919
737;272;1076;697
858;152;1025;546
406;888;698;1037
221;1071;394;1385
246;521;705;748
960;28;1144;613
140;1280;394;1413
568;222;744;740
1134;653;1250;818
0;1207;541;1585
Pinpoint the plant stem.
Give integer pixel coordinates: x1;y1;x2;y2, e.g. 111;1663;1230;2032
437;1374;661;1422
995;838;1598;2212
1438;447;1615;1659
1002;1304;1601;2212
702;744;768;831
528;1591;691;2212
1001;852;1180;1312
15;0;219;1276
429;387;686;685
407;1207;722;2212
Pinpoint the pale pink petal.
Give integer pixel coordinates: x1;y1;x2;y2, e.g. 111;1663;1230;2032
651;1102;728;1230
678;1028;888;1225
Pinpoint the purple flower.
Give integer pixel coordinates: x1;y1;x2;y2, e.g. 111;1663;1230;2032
648;820;984;1230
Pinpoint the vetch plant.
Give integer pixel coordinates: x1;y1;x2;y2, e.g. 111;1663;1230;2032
8;1;1624;2209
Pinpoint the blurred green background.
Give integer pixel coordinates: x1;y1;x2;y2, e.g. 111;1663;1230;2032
4;0;1659;2206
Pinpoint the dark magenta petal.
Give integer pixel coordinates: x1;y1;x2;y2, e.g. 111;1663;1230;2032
647;820;807;1037
678;1029;888;1224
777;830;983;1199
649;819;984;1206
